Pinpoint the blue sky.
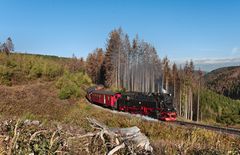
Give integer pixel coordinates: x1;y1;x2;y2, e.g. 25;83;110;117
0;0;240;61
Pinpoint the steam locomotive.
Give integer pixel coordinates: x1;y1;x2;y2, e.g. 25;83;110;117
86;86;177;121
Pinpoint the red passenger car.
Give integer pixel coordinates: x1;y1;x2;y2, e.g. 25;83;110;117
88;90;121;109
86;86;177;121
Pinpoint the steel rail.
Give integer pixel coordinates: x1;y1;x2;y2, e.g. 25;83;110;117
173;120;240;136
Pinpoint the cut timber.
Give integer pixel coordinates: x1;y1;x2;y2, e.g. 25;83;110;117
111;127;153;152
84;118;153;154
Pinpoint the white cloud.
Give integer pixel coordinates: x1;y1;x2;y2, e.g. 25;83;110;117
232;47;240;55
172;56;240;71
194;57;240;64
173;57;240;65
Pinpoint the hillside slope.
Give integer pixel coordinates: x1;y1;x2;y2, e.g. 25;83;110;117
204;66;240;99
0;82;239;154
0;82;75;119
200;89;240;125
0;53;239;154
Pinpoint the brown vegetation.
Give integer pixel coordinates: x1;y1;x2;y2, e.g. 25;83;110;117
0;82;239;154
205;66;240;99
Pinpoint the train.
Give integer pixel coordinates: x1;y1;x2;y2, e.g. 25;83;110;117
86;86;177;121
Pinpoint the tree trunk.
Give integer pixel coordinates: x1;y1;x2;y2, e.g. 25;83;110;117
179;85;181;117
197;80;200;122
166;77;169;92
185;87;188;119
190;89;193;121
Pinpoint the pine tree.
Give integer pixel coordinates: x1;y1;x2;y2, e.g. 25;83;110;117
122;34;131;90
162;57;170;92
95;48;104;84
172;63;178;97
86;53;97;83
130;35;139;91
103;29;121;87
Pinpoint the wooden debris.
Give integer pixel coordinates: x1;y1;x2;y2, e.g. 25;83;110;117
80;117;153;154
0;118;153;154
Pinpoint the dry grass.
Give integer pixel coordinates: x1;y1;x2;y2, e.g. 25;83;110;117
0;82;239;154
0;82;75;120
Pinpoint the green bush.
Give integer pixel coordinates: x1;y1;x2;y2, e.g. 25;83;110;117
0;65;13;85
59;85;73;99
43;62;63;79
56;72;92;99
6;59;17;68
0;53;71;84
30;63;43;78
216;114;240;125
0;53;90;95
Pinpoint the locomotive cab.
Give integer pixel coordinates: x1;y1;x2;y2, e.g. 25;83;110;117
150;92;176;121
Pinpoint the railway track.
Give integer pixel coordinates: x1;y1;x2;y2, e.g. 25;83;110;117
174;120;240;136
86;99;240;136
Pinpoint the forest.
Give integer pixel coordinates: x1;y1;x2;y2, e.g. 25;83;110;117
205;66;240;100
0;32;239;125
86;28;240;124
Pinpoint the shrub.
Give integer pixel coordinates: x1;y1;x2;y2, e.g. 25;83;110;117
216;114;240;125
0;65;13;85
30;63;43;78
0;53;69;84
58;85;73;99
6;59;17;68
43;62;64;79
56;72;92;99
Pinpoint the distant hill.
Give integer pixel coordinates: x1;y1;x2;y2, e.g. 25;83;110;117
175;57;240;72
204;66;240;99
194;57;240;72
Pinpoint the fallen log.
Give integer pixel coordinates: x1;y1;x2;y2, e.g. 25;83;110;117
82;118;153;154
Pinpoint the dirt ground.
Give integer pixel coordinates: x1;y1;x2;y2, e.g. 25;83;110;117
0;82;76;120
